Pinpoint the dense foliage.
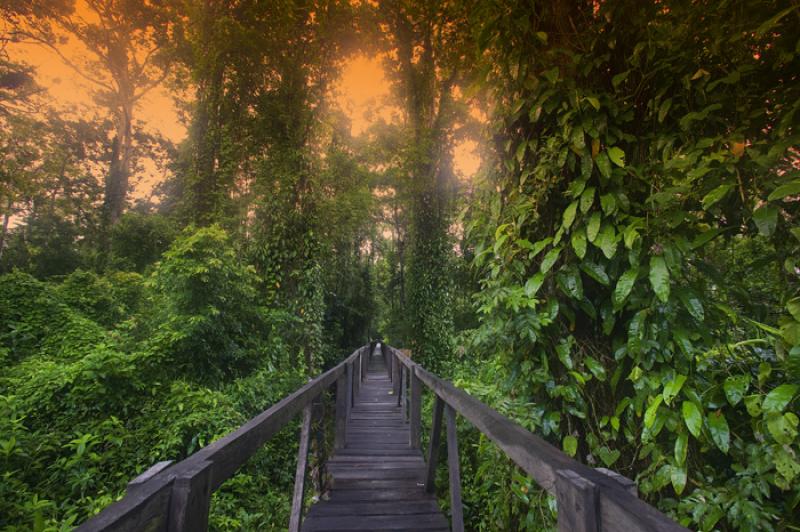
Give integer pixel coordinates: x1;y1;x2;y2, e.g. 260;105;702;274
460;0;800;529
1;0;798;530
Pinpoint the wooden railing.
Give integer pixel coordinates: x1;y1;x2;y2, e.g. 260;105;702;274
76;345;372;532
77;343;687;532
384;345;688;532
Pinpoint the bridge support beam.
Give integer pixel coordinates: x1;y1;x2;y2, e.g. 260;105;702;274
288;406;313;532
556;469;598;532
409;367;421;449
445;405;464;532
425;397;444;493
335;372;347;449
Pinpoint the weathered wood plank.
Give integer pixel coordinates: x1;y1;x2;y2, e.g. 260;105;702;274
302;513;449;531
425;397;444;493
557;469;597;532
334;373;347;450
306;501;439;517
409;367;421;449
445;405;464;532
289;406;313;532
127;461;173;494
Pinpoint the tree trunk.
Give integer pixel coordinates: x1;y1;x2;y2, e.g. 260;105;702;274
103;101;133;228
0;198;12;262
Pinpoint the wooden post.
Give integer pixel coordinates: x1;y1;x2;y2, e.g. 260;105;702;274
335;372;347;449
168;459;213;532
596;467;638;497
425;397;444;493
392;354;400;396
346;361;354;413
288;406;313;532
354;351;361;397
445;405;464;532
409;367;421;449
556;469;598;532
361;346;369;380
400;367;407;421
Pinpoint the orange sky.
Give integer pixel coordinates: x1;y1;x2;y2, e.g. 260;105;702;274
10;35;480;199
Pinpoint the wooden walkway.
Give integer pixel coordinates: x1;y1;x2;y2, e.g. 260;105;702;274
302;354;448;531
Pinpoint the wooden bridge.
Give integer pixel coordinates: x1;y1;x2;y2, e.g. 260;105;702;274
77;344;687;532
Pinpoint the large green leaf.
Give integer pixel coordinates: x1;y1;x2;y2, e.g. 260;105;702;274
562;200;578;229
663;375;687;405
674;433;688;465
701;184;734;209
723;375;750;406
767;180;800;201
607;147;625;167
571;230;587;259
649;256;670;303
563;435;578;457
540;246;562;274
584;356;606;381
767;412;799;444
596;152;612;179
763;384;798;413
581;261;610;286
645;395;663;428
595;223;618;259
753;205;778;236
613;268;638;308
708;411;730;453
580;186;595;213
670;466;687;495
682;401;703;438
586;212;602;242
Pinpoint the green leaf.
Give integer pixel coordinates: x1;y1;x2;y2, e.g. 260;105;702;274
775;446;800;485
543;67;559;84
580;186;596;214
563;435;578;457
571;231;587;259
657;99;672;123
723;375;750;406
613;268;638;308
556;339;573;369
595;152;612;179
611;71;629;88
663;375;687;405
540;246;562;274
670;466;687;495
585;96;600;110
525;273;545;297
596;224;618;259
586;212;602;242
674;433;688;465
678;290;704;321
649;256;670;303
607;147;625;167
600;193;617;215
581;261;610;286
708;411;730;453
562;201;578;229
767;412;799;444
701;184;734;209
753;205;778;236
584;356;606;381
787;298;800;321
596;446;620;467
645;396;663;429
516;141;527;162
682;401;703;438
763;384;798;413
767;180;800;201
558;270;583;300
744;395;762;417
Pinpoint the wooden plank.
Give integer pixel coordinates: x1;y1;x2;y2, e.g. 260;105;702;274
596;467;638;497
302;513;449;531
556;469;597;532
445;405;464;532
289;406;313;532
306;501;439;517
425;397;444;493
399;367;407;420
391;354;400;396
409;367;421;449
335;373;347;450
168;459;213;532
327;488;435;502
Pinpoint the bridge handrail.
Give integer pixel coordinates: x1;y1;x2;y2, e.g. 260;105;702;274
386;345;687;532
76;345;368;532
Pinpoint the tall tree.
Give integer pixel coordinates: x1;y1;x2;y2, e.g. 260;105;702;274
3;0;171;230
377;0;470;370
